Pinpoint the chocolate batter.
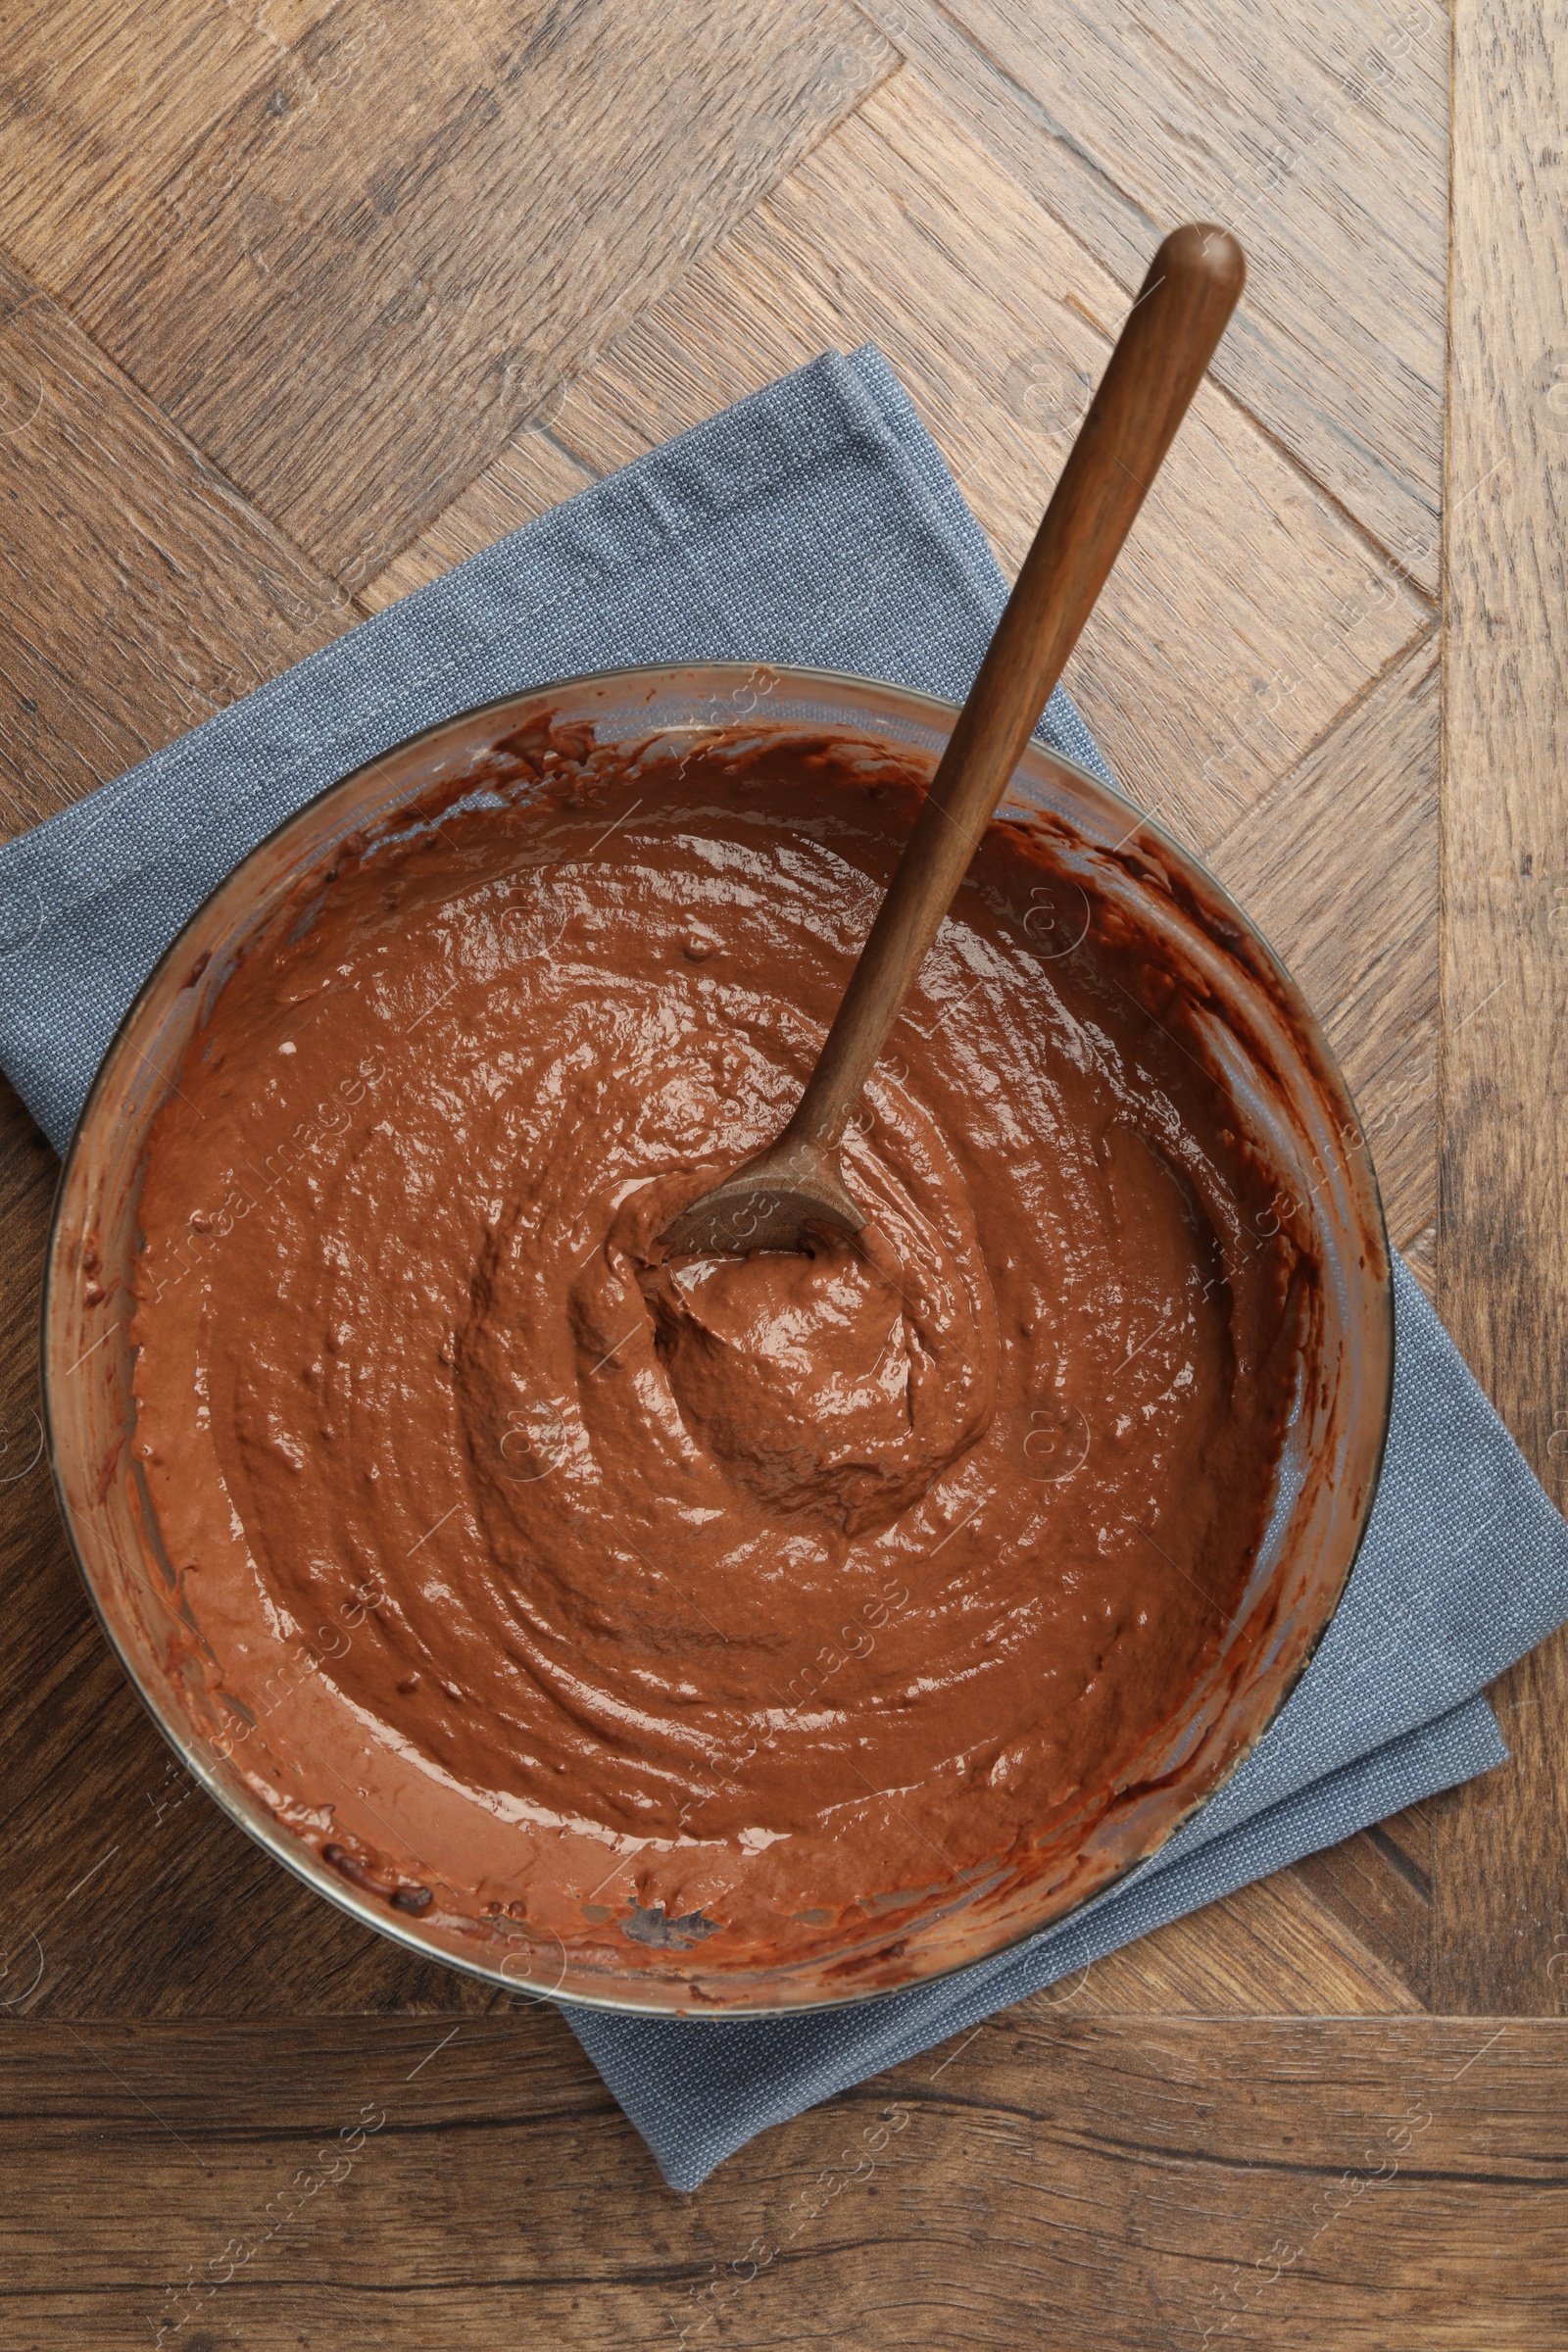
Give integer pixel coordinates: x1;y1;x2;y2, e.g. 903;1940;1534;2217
129;722;1310;1991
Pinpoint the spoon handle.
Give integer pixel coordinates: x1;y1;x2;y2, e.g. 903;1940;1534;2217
783;221;1246;1156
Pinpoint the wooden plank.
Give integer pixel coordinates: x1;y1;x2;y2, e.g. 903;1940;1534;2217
1289;1810;1435;2010
854;0;1446;596
0;259;350;834
525;73;1430;843
1070;1865;1426;2016
1430;0;1568;2006
1206;631;1441;1253
0;0;337;277
55;0;898;591
0;2015;1559;2346
1432;1633;1568;2013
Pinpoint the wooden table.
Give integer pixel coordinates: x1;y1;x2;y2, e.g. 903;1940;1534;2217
1;1;1563;2341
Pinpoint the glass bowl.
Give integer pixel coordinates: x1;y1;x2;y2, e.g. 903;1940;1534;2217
42;662;1393;2014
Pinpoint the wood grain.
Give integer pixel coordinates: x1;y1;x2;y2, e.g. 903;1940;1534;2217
0;0;337;276
0;258;350;835
1290;1809;1436;2010
0;2013;1560;2347
1430;0;1568;2006
52;0;896;590
855;0;1447;596
465;73;1431;842
1070;1862;1427;2015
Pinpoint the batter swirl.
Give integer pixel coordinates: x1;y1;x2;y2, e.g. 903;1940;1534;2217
130;725;1309;1988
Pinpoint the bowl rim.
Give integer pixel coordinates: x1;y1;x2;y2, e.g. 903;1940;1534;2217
41;657;1397;2016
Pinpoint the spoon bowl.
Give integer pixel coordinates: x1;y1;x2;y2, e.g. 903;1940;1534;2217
657;1132;865;1258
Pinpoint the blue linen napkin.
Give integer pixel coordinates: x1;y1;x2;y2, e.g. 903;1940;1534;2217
3;347;1565;2191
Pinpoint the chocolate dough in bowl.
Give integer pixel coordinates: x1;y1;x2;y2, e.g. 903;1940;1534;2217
43;663;1393;2015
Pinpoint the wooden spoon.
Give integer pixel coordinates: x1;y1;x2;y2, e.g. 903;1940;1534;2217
659;221;1246;1260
